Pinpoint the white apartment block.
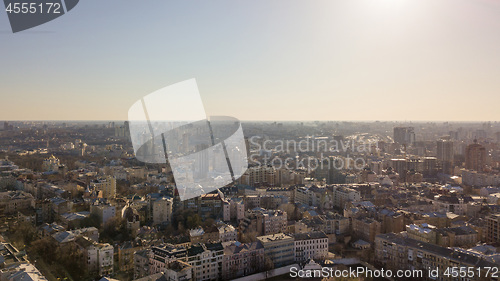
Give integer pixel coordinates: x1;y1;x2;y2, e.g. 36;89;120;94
257;233;294;267
331;185;361;208
148;244;187;275
223;198;245;222
187;243;224;281
294;186;312;206
90;202;116;225
294;231;328;263
263;210;288;235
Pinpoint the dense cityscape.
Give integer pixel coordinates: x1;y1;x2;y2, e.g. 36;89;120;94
1;120;500;280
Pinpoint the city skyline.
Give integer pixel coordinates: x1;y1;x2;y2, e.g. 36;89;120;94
2;110;500;280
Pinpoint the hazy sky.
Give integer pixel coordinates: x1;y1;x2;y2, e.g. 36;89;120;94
1;0;500;121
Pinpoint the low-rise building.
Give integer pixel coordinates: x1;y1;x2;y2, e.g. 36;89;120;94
0;191;34;214
218;224;237;243
189;226;219;244
52;227;99;245
0;262;48;281
163;260;193;281
60;211;90;229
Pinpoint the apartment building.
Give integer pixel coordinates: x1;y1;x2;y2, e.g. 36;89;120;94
462;169;500;187
301;213;350;236
189;227;219;244
199;193;224;218
151;196;173;225
406;224;436;244
222;241;265;280
147;242;223;281
240;208;287;236
149;244;188;274
375;233;497;280
90;176;116;198
218;224;237;242
393;127;415;145
407;224;479;248
0;262;48;281
294;186;321;207
331;185;361;209
432;195;473;215
486;214;500;243
293;231;328;263
0;191;34;214
223;197;245;222
183;193;224;218
75;236;114;276
257;233;294;267
188;224;236;245
465;142;486;172
187;243;224;281
118;241;143;273
90;202;116;226
133;249;149;279
163;260;193;281
239;165;278;186
352;217;381;243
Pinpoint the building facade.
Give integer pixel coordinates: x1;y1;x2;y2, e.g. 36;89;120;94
257;233;294;268
293;231;328;263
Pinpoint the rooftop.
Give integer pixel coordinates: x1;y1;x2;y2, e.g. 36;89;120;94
294;231;328;241
257;233;293;243
377;233;498;268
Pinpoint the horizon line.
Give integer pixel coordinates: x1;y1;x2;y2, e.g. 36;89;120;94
1;119;500;123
